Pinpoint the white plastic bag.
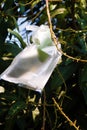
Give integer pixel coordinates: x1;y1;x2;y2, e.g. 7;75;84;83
0;25;62;92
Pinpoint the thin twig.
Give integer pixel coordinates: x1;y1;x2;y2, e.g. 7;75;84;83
45;0;87;63
52;98;80;130
56;67;67;92
41;90;46;130
16;0;35;6
48;0;62;1
31;6;46;23
56;27;87;33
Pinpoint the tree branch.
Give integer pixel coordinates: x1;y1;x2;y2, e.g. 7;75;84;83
52;98;80;130
45;0;87;63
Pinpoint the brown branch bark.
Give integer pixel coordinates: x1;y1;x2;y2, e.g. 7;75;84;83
45;0;87;63
52;98;80;130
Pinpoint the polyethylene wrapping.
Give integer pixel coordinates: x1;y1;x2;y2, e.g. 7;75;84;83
0;25;62;92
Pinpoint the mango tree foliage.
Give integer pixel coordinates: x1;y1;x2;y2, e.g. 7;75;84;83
0;0;87;130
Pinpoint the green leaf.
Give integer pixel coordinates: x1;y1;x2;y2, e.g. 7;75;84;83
7;101;26;119
8;29;26;48
11;16;19;31
19;5;25;14
0;43;22;73
79;64;87;104
81;0;86;8
32;0;40;7
3;0;14;11
51;8;67;18
3;43;22;56
51;62;78;90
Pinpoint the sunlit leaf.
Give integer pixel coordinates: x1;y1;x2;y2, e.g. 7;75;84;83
8;29;26;48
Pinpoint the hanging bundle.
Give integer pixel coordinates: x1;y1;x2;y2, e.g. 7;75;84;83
0;25;62;92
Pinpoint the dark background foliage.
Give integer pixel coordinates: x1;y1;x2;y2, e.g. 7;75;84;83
0;0;87;130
